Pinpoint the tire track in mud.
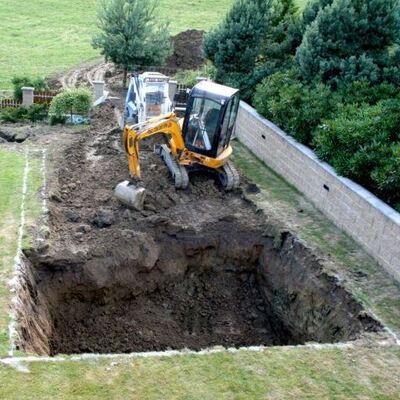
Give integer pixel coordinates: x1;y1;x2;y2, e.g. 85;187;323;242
59;61;113;89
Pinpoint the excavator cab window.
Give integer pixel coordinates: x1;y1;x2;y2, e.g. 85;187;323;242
185;97;222;153
183;81;240;158
218;93;240;155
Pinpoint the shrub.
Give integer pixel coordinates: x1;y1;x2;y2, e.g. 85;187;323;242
12;76;48;101
173;63;217;87
314;99;400;211
296;0;400;87
49;88;92;120
49;114;68;126
337;81;400;106
253;69;337;144
0;104;48;123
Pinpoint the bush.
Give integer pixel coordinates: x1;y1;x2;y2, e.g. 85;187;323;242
337;81;400;106
11;76;48;101
49;88;92;119
0;104;48;123
314;99;400;211
253;69;337;144
49;114;68;126
173;63;216;87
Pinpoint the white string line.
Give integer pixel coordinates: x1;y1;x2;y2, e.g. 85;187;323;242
1;334;398;366
41;149;48;219
8;148;30;357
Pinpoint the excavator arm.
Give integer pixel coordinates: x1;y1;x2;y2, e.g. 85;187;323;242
123;113;186;178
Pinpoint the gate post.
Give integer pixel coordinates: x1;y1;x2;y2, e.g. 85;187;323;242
21;87;34;106
93;81;105;101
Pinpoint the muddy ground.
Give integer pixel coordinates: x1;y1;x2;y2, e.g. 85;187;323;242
9;102;382;355
50;29;205;90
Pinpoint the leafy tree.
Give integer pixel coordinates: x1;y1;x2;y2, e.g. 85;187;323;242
92;0;171;87
49;88;92;121
296;0;400;86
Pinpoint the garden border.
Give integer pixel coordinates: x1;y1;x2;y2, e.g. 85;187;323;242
235;101;400;282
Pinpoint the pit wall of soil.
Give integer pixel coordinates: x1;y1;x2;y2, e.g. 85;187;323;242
15;223;381;356
236;101;400;282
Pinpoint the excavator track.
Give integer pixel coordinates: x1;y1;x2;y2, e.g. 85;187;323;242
218;160;240;191
157;144;189;189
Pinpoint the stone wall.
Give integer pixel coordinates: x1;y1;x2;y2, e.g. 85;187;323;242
236;101;400;281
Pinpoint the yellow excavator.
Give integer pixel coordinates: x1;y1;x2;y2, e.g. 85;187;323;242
115;80;241;209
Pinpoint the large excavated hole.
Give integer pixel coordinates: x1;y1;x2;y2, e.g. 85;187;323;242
17;228;382;355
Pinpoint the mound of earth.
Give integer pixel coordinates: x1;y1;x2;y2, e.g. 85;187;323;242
166;29;205;71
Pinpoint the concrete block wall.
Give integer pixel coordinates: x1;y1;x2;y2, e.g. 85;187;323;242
236;101;400;281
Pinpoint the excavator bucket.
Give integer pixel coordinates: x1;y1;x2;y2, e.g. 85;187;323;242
114;181;146;211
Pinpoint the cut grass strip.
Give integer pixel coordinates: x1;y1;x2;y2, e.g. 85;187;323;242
1;346;400;399
0;148;42;356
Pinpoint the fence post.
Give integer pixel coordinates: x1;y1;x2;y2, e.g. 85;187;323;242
22;87;34;106
92;81;105;101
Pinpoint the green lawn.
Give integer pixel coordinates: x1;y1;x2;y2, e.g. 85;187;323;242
0;149;42;356
0;0;235;89
1;346;400;399
0;0;310;89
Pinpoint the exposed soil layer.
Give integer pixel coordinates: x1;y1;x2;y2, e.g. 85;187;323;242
166;29;205;71
15;103;382;355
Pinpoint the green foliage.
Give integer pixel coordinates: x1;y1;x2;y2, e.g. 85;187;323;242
49;88;92;118
253;68;336;144
92;0;171;85
173;62;216;87
314;99;400;211
296;0;400;86
301;0;333;29
11;76;48;101
49;114;68;126
260;0;302;73
0;104;48;123
204;0;272;100
204;0;302;101
337;81;400;105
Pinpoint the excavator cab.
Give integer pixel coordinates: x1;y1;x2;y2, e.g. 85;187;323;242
182;81;240;158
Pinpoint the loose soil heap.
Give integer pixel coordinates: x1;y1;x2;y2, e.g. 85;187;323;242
166;29;205;71
15;104;381;355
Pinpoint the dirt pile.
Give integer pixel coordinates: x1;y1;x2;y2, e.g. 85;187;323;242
14;103;382;355
166;29;205;71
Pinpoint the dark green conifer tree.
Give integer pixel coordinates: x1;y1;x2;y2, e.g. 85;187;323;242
296;0;400;86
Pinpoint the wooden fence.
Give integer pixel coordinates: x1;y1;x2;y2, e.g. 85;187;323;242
0;98;22;108
33;90;59;105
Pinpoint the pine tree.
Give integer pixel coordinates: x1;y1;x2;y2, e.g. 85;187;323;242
296;0;400;86
92;0;171;87
259;0;301;74
204;0;300;101
204;0;271;78
301;0;333;28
